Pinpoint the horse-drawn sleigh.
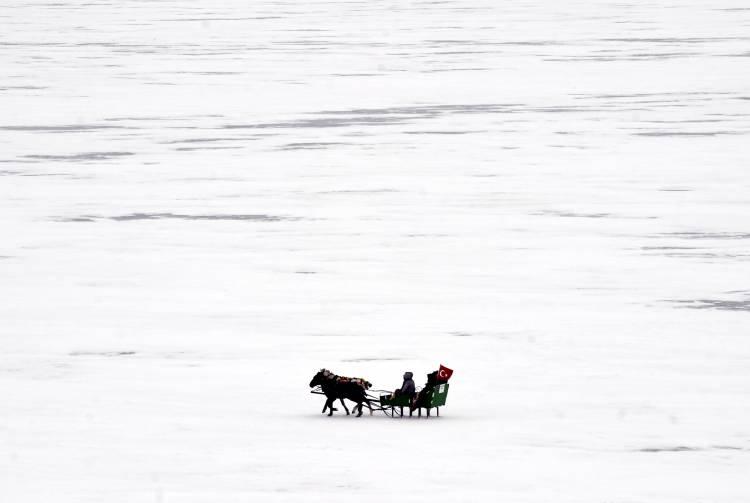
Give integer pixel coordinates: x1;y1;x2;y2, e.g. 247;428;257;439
309;366;452;418
378;382;449;417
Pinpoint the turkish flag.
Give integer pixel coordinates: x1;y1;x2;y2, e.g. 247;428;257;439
437;365;453;382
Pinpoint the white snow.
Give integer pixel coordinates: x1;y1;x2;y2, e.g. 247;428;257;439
1;0;749;501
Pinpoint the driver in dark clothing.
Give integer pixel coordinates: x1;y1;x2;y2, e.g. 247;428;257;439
393;371;415;398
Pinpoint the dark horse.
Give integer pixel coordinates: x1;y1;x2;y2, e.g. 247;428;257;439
309;369;372;417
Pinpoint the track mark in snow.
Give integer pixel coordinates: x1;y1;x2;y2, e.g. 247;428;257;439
69;351;137;357
639;445;749;453
58;213;298;223
661;232;750;240
639;446;701;452
112;213;293;222
648;252;750;261
634;131;742;137
532;210;611;218
641;246;700;250
0;124;127;132
174;146;242;151
223;116;409;130
670;299;750;312
224;103;520;131
24;152;134;161
0;85;47;91
279;142;349;150
601;37;750;43
403;130;485;135
163;137;253;144
22;172;72;177
314;104;519;116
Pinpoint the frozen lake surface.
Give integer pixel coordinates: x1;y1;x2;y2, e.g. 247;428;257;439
1;1;749;501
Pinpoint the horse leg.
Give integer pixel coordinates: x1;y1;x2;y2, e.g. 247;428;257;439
340;398;350;415
322;395;337;414
325;397;337;416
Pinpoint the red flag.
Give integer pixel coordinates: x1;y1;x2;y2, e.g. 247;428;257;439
437;364;453;382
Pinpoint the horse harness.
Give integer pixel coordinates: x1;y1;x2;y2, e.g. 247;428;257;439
320;369;372;390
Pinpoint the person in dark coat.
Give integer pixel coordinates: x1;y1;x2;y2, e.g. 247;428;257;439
393;371;416;398
413;370;439;409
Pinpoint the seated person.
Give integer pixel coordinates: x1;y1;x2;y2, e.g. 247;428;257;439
413;370;439;409
391;371;416;399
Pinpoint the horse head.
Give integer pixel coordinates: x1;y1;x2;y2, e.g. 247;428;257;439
309;368;332;388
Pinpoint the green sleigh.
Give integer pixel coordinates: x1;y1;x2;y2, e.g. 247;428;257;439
378;382;449;418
